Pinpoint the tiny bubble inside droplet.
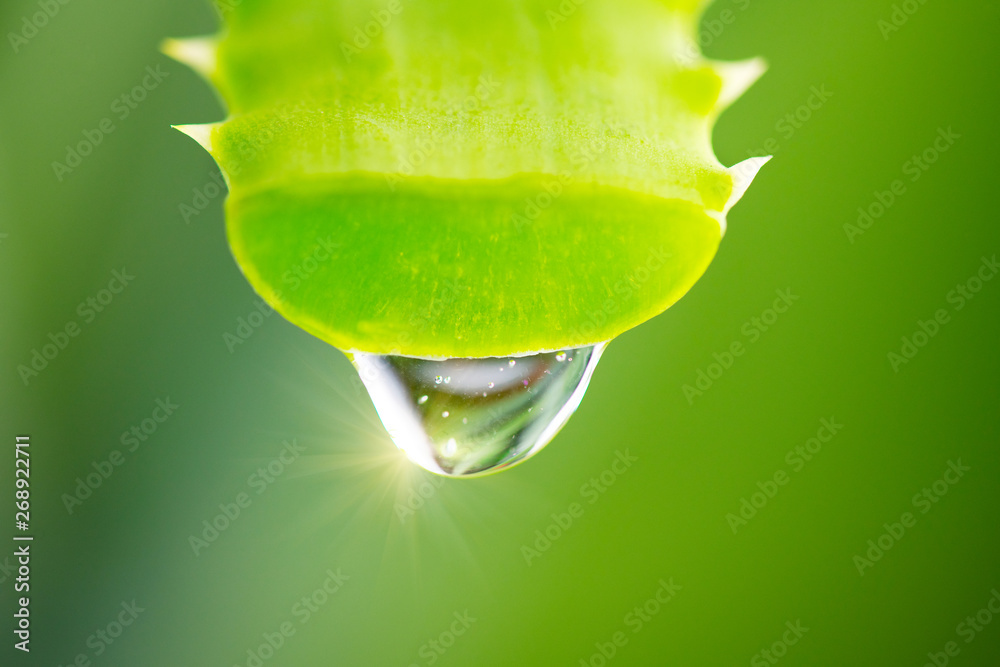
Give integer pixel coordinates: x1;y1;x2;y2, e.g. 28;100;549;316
442;411;450;418
556;352;567;362
417;395;429;404
444;376;451;384
487;382;495;389
508;360;517;367
434;375;444;384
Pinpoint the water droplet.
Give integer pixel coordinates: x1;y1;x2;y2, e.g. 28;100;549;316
556;352;567;362
351;343;608;477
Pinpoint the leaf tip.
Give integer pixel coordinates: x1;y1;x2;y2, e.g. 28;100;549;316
707;156;771;236
172;122;217;152
161;37;218;78
727;155;771;209
714;57;768;112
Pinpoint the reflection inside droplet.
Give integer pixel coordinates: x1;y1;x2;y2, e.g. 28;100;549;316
351;343;608;477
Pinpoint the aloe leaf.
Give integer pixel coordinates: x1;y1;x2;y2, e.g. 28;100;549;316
166;0;767;358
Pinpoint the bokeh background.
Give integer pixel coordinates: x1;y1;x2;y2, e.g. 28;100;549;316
2;0;999;665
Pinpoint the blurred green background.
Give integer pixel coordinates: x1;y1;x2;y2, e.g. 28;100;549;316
2;0;999;666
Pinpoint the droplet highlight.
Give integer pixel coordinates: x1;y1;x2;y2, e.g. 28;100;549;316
352;343;608;477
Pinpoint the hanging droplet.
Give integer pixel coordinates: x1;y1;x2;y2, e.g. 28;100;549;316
351;343;608;477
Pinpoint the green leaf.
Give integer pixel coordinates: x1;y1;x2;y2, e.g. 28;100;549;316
166;0;767;357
